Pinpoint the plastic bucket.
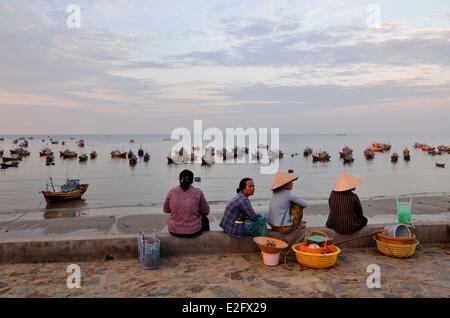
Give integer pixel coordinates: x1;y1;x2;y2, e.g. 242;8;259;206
262;251;280;266
383;224;411;238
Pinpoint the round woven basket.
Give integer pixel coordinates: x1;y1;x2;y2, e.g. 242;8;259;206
373;236;418;258
376;232;416;245
292;244;341;269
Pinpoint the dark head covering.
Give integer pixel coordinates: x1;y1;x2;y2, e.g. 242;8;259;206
179;169;194;191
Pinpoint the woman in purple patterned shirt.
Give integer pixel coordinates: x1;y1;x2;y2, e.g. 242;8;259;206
163;169;210;237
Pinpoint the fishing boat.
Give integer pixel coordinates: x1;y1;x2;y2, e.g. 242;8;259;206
421;145;434;152
370;143;385;152
61;141;65;146
303;147;313;157
77;139;85;148
428;150;437;156
403;148;411;161
1;161;19;169
90;151;97;159
364;148;375;160
111;150;127;158
391;153;399;162
13;139;18;145
437;145;449;152
10;148;30;156
60;149;78;159
435;163;446;168
382;143;391;151
19;140;28;148
39;147;52;156
2;154;22;161
46;153;55;166
143;152;150;162
138;147;144;157
339;146;353;158
51;140;59;145
343;154;354;164
127;150;134;159
0;137;4;141
129;155;137;166
79;153;88;162
129;139;135;144
41;178;89;203
312;151;331;162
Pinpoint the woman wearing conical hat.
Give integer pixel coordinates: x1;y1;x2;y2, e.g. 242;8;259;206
326;172;368;234
266;171;309;234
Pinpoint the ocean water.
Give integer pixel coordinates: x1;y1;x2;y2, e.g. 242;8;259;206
0;133;449;215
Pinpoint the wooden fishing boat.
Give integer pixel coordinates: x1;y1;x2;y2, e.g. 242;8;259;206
46;153;55;166
339;146;353;158
370;143;385;152
0;137;4;141
364;148;375;160
129;155;137;165
77;139;85;148
143;152;150;162
343;154;354;164
435;163;446;168
90;151;97;159
312;151;331;162
421;145;434;152
138;147;144;157
303;147;313;157
79;153;88;162
391;153;399;162
382;143;391;151
437;145;449;152
403;148;411;161
51;140;59;145
127;150;134;159
2;154;22;161
41;178;89;203
111;150;127;158
40;147;52;156
1;161;19;169
60;150;78;159
428;150;437;156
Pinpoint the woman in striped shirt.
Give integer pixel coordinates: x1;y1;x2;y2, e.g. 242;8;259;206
326;172;368;234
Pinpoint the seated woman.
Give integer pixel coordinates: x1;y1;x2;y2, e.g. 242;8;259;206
326;172;368;234
220;178;268;238
163;169;210;237
266;171;309;234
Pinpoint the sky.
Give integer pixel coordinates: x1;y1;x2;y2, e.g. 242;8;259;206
0;0;450;134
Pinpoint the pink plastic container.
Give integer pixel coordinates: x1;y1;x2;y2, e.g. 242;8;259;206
262;251;280;266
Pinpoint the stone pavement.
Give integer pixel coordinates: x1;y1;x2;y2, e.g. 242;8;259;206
0;244;449;298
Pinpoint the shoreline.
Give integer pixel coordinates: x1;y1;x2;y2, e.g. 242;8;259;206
0;195;448;241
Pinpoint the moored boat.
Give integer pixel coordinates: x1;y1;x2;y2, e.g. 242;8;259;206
370;143;385;152
343;154;354;164
143;152;150;162
435;163;446;168
303;147;313;157
60;149;78;159
41;178;89;203
364;148;375;160
39;147;52;156
312;151;331;162
79;153;88;162
111;150;127;158
391;153;399;162
129;155;137;166
90;151;97;159
138;147;144;157
403;148;411;161
339;146;353;158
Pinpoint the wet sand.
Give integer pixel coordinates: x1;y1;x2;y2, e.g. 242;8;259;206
0;195;448;241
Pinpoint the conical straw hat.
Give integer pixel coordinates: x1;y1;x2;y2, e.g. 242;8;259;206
254;236;288;254
333;172;362;192
270;171;299;190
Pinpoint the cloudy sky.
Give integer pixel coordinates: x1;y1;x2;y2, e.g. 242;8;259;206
1;0;450;134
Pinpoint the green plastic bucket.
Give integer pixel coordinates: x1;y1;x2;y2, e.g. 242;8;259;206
396;197;412;225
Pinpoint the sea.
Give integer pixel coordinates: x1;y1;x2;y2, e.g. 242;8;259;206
0;133;449;216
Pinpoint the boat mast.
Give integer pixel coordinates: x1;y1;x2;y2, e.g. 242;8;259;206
50;177;55;192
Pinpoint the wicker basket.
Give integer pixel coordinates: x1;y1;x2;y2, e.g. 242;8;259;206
292;243;341;269
376;232;416;245
373;236;418;258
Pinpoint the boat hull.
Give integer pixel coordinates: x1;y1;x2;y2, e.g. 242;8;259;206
41;185;88;203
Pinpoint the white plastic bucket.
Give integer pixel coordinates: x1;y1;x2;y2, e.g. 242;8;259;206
262;251;280;266
383;224;411;238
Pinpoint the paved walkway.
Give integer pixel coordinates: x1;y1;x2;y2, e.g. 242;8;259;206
0;244;449;298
